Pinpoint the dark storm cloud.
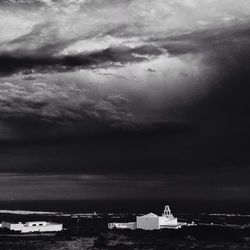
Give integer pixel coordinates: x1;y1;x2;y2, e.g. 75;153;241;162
0;81;135;128
0;45;163;76
0;19;164;76
0;0;248;77
1;0;250;204
1;22;250;77
0;2;249;136
150;23;250;58
1;23;250;171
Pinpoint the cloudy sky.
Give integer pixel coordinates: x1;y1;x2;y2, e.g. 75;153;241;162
0;0;250;202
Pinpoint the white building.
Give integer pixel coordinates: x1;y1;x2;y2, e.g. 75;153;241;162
137;206;181;230
2;221;63;233
108;205;184;231
159;205;180;229
136;212;160;230
108;222;136;230
135;205;183;230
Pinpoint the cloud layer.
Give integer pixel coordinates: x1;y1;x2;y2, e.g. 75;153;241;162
0;0;250;136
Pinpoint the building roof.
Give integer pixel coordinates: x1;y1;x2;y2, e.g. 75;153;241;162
139;212;158;218
26;221;46;224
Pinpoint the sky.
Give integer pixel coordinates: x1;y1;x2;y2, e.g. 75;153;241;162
0;0;250;202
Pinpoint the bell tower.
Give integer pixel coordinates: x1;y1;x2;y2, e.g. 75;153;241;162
163;205;172;217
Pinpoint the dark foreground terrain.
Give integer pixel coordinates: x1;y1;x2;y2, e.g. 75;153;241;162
0;211;250;249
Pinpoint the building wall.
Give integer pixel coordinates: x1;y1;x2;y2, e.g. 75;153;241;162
136;216;160;230
26;221;47;227
108;222;136;230
2;222;63;233
2;222;24;231
21;224;63;233
2;222;12;229
159;216;178;226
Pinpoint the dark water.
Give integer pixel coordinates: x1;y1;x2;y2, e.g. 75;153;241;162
0;200;250;249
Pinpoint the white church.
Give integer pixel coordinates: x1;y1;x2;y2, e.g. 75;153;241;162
137;205;182;230
109;205;185;230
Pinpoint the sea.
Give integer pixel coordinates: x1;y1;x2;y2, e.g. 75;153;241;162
0;200;250;249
